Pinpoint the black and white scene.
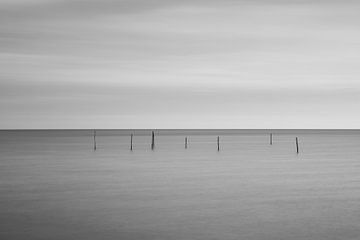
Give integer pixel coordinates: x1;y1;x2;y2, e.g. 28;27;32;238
1;0;360;239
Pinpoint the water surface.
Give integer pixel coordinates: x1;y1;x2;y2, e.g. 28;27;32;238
1;130;360;240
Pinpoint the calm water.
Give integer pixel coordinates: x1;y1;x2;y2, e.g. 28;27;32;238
1;130;360;240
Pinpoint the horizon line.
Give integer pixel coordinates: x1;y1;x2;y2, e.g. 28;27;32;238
1;128;360;131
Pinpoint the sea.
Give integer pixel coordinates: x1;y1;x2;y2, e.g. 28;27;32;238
1;129;360;240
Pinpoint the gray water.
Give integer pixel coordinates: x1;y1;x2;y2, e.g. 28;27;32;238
1;130;360;240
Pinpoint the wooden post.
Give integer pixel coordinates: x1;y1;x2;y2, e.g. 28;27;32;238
217;136;220;151
93;129;97;151
151;131;155;150
296;137;299;154
130;134;133;151
270;133;273;145
185;137;188;149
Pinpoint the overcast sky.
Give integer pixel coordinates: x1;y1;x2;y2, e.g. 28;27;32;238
1;0;360;129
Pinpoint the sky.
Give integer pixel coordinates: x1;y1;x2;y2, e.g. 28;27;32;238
1;0;360;129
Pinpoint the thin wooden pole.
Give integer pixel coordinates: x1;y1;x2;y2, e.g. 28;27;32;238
185;137;188;149
217;136;220;151
270;133;273;145
151;131;155;150
130;134;133;151
296;137;299;154
93;129;97;151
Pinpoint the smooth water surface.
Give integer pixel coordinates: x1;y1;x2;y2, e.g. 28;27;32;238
1;130;360;240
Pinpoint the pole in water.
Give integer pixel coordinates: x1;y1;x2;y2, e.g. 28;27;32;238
296;137;299;154
185;137;188;149
130;134;133;151
151;131;155;150
270;133;273;145
217;136;220;151
93;129;97;151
